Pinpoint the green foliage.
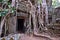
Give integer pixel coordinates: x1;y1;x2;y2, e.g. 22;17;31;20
0;9;8;16
11;7;16;13
52;0;60;8
0;0;16;16
0;13;1;16
39;0;42;4
0;0;3;2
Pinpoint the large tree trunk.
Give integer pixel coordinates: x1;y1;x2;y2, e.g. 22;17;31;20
42;0;48;25
37;1;42;33
28;0;36;34
12;0;15;7
31;6;37;34
46;0;52;7
0;17;5;36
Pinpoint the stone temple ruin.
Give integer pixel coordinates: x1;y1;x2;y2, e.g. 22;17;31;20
0;0;60;38
0;0;40;37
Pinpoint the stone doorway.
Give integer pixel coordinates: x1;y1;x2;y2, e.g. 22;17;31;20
17;19;25;33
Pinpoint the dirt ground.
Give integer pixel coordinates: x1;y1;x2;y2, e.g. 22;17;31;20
19;35;51;40
18;34;60;40
0;33;60;40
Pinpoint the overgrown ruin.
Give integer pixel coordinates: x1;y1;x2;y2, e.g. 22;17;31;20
0;0;60;40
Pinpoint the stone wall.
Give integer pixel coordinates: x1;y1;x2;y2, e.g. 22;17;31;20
6;16;17;34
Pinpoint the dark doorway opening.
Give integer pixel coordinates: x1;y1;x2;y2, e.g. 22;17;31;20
17;19;25;33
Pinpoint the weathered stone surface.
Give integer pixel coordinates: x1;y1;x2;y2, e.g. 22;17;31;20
8;16;16;34
16;1;30;12
17;12;28;17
